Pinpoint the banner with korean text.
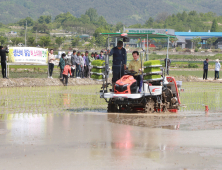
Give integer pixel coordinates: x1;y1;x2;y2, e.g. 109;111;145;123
8;47;48;64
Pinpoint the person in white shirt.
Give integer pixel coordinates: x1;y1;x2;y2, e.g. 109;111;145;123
48;49;55;79
215;59;221;80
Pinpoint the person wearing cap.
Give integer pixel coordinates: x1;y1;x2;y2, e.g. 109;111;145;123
59;53;66;79
0;45;9;78
215;59;221;80
203;58;209;80
108;41;127;89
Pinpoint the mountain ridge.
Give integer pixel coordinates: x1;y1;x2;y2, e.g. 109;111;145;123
1;0;222;24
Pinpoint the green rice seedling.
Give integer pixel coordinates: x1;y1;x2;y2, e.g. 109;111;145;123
91;74;103;79
144;60;161;66
144;67;161;73
91;60;105;66
91;68;105;73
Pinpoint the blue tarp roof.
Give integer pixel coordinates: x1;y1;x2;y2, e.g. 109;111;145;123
175;32;222;37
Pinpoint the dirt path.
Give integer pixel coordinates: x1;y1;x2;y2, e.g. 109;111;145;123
0;76;222;88
0;78;104;88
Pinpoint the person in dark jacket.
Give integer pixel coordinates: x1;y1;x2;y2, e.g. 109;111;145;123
71;50;76;78
0;46;9;78
203;58;209;80
84;51;90;78
164;57;171;75
59;53;66;79
108;41;127;89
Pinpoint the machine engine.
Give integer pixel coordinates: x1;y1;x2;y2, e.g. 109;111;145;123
114;75;137;94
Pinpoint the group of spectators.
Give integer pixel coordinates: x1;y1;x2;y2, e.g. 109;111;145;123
48;49;105;85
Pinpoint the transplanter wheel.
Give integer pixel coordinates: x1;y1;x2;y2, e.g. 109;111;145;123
107;104;118;113
162;105;168;113
145;99;155;114
126;105;133;113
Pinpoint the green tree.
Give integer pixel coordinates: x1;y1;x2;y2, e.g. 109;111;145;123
0;36;7;45
27;37;35;46
211;19;218;32
18;17;34;27
96;16;107;26
145;17;154;27
11;37;24;46
169;38;178;47
191;37;202;49
93;26;109;46
55;37;65;47
38;15;51;24
181;11;187;21
39;36;51;47
89;37;96;48
85;8;98;22
33;23;49;33
55;12;76;24
115;22;124;32
79;14;90;24
207;37;218;49
71;36;81;47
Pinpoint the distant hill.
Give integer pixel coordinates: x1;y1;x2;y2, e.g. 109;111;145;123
1;0;222;24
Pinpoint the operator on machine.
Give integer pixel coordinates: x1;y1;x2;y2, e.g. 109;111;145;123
108;41;127;89
128;51;143;93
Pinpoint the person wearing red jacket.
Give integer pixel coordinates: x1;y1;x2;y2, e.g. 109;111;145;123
62;64;72;86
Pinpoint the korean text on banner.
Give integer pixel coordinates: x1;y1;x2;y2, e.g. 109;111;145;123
8;47;48;64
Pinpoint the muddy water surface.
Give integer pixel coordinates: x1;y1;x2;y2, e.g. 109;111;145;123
1;83;222;169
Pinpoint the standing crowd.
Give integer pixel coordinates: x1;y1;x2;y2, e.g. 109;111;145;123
48;49;105;86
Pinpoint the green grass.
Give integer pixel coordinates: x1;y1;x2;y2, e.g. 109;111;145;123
0;85;107;114
180;82;222;112
0;82;221;114
170;70;215;78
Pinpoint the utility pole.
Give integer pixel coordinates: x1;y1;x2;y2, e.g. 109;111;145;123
25;20;27;47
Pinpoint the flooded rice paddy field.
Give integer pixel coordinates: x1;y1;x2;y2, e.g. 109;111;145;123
1;82;222;169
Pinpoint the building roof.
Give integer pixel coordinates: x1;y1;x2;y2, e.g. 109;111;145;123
100;33;175;39
175;32;222;36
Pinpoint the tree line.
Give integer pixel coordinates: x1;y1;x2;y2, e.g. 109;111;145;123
0;10;221;48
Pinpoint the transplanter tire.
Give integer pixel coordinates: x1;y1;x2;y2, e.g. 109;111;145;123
107;104;118;113
145;98;155;114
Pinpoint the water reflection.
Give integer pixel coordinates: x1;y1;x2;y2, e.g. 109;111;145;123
107;114;181;130
0;112;221;169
